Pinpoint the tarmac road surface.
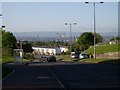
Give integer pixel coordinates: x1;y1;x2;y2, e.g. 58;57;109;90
2;61;120;90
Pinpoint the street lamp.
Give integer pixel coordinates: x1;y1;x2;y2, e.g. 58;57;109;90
1;26;5;30
65;22;76;56
85;2;104;59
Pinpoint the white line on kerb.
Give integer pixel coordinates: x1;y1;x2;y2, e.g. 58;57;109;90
2;69;15;81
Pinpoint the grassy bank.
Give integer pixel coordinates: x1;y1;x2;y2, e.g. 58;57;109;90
80;58;120;64
56;55;120;64
83;44;120;54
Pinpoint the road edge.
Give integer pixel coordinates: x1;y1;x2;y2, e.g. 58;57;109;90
2;69;15;81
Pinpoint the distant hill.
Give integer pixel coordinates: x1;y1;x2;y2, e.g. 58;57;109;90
13;31;118;42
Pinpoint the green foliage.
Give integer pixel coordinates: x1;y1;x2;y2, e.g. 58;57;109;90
2;47;13;56
1;29;17;56
2;30;17;49
23;53;34;60
22;42;33;53
77;32;94;50
82;44;120;54
110;37;120;41
73;42;81;52
81;58;120;64
76;32;103;51
56;55;79;61
31;40;69;47
2;56;14;64
98;59;120;64
95;33;103;43
0;29;2;48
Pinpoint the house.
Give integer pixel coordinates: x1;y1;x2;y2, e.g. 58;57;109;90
32;46;68;55
109;40;120;44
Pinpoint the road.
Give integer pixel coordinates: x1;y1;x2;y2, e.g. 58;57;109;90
2;61;120;89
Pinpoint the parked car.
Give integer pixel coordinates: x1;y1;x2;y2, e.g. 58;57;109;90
71;52;80;58
71;52;76;58
47;56;56;62
79;54;89;59
40;56;56;62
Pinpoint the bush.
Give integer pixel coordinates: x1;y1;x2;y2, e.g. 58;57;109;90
23;53;34;60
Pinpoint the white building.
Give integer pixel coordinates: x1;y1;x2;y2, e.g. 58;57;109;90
60;47;68;52
32;47;68;55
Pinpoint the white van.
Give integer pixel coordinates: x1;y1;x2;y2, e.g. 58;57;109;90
71;52;80;58
79;54;89;59
71;52;76;58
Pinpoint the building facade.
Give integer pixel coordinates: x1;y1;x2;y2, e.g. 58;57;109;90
32;47;68;55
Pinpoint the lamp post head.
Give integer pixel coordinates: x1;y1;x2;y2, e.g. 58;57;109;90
85;2;104;4
1;26;5;30
100;2;104;3
74;23;77;25
65;23;68;25
85;2;89;4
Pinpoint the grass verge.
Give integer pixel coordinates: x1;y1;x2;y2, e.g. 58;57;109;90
56;55;120;64
80;58;120;64
2;56;32;64
2;56;14;64
56;55;79;61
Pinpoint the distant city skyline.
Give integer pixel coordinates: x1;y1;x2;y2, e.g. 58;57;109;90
1;2;118;33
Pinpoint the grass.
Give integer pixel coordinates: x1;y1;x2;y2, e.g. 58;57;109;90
56;55;120;64
82;44;120;54
80;58;120;64
56;55;80;61
1;55;32;64
2;56;14;64
22;59;33;64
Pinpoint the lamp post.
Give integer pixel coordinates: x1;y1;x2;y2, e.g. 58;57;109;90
1;26;5;30
0;14;2;29
85;2;103;59
65;22;76;56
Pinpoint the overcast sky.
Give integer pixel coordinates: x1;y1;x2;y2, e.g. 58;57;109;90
1;2;118;33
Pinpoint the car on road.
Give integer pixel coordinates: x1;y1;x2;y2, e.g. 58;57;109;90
79;54;89;59
40;56;56;63
71;52;80;58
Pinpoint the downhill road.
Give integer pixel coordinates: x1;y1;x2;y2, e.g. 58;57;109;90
2;62;120;90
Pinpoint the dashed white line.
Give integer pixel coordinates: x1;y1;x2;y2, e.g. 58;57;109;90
46;67;65;88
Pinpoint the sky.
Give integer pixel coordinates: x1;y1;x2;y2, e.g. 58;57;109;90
1;1;118;33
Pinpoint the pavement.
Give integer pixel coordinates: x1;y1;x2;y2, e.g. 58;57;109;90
2;61;120;90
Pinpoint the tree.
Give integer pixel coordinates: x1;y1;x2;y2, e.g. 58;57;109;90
110;37;120;41
2;30;17;49
1;30;17;56
77;32;103;50
95;33;103;44
77;32;94;50
22;42;33;54
73;42;81;52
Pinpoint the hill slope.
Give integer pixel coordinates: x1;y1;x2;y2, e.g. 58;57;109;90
82;44;120;54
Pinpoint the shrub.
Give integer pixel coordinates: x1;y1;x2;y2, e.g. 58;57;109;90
23;53;34;60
